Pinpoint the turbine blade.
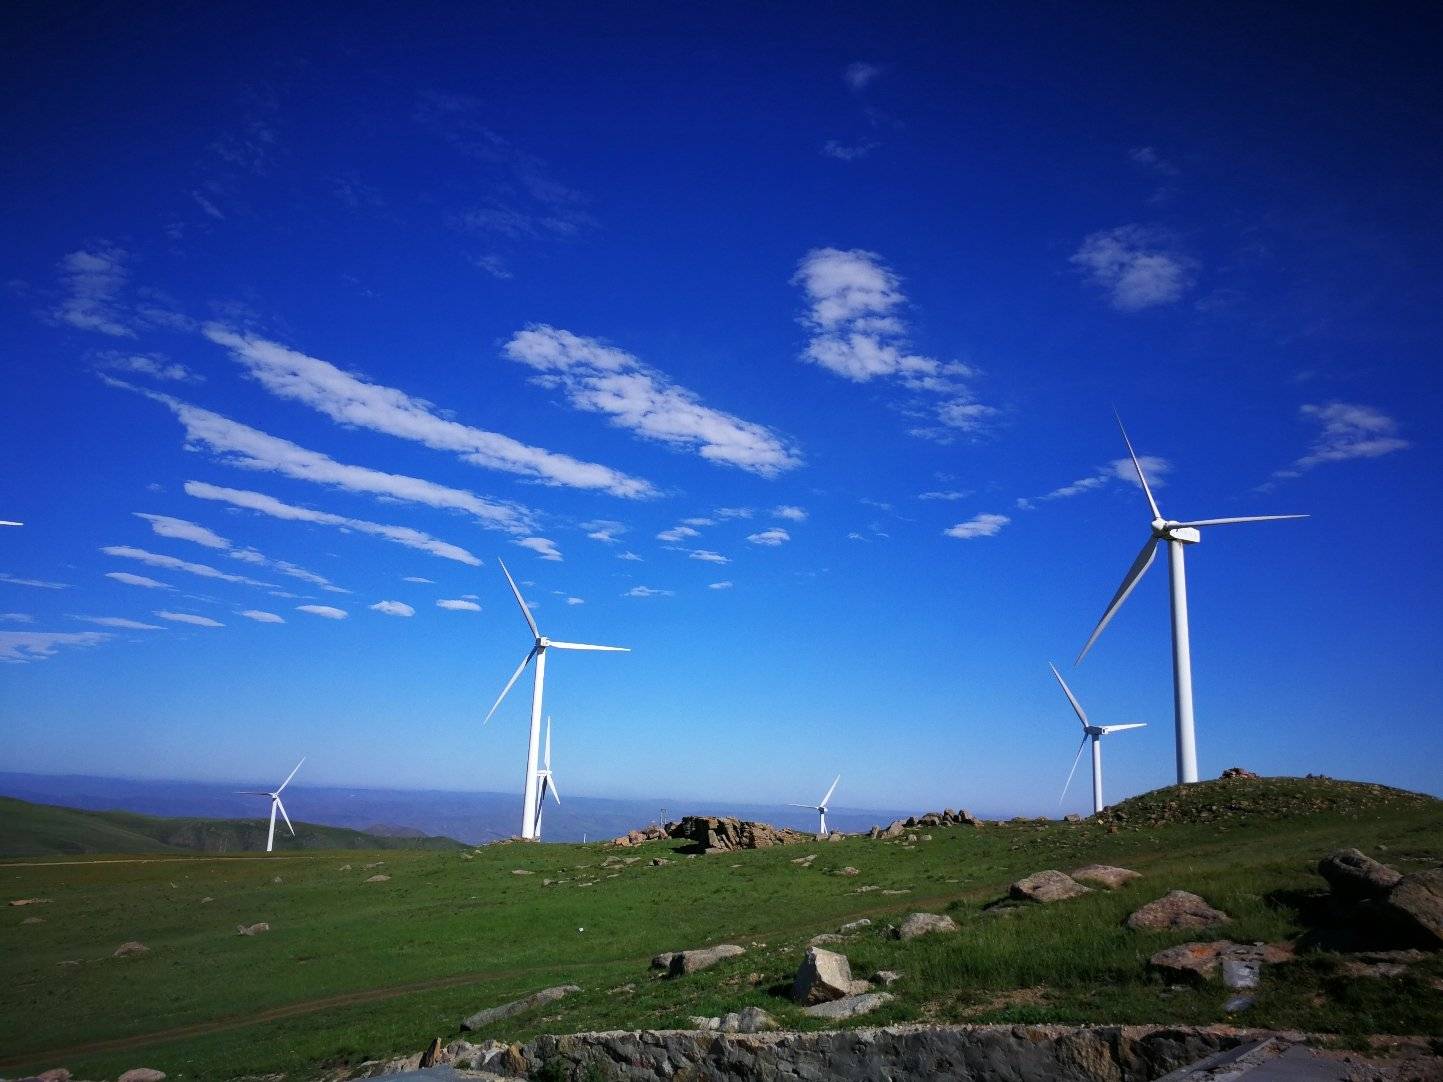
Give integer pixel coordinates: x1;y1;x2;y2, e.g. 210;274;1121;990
236;791;270;796
544;717;552;770
1114;410;1162;521
275;797;295;836
1172;514;1309;528
548;776;561;804
784;803;816;809
546;641;630;652
497;557;540;639
820;774;841;807
1075;536;1158;664
1059;734;1089;805
484;646;537;723
1048;662;1089;727
1101;723;1148;733
275;757;305;794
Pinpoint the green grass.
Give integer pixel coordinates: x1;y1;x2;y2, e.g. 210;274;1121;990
1;776;1440;1080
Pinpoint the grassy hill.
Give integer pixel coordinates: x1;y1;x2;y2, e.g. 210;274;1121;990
0;796;464;858
1;775;1440;1081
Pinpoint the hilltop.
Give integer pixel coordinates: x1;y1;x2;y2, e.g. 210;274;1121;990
0;796;463;858
1096;772;1438;828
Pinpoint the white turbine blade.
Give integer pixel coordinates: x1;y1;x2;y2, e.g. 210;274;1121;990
1114;411;1162;521
484;646;537;723
235;790;270;796
1101;723;1148;734
546;641;630;652
1076;536;1158;665
1172;514;1309;528
820;774;841;808
275;757;305;794
0;521;22;527
547;775;561;804
544;717;552;770
497;557;540;639
1048;662;1089;727
275;797;295;836
784;803;817;809
1059;735;1089;804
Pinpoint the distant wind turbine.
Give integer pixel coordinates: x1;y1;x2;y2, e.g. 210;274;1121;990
1051;663;1145;815
533;716;561;839
1076;414;1306;784
238;758;304;853
485;558;628;840
789;775;841;838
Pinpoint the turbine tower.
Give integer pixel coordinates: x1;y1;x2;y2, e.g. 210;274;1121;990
1051;663;1145;814
1076;414;1305;784
788;775;841;838
486;558;628;840
533;716;561;839
238;758;304;853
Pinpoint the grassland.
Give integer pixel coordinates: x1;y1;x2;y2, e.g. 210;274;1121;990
1;776;1440;1080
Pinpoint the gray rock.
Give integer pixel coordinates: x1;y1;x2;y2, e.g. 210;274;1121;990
838;866;860;877
117;1070;167;1082
792;946;854;1004
364;874;391;883
1148;941;1292;984
460;984;580;1031
113;941;149;957
1127;890;1230;931
1382;868;1443;947
236;922;270;936
808;932;846;946
667;943;745;977
689;1015;720;1031
650;951;677;971
1070;864;1142;890
874;969;902;986
719;1006;779;1033
839;918;872;932
894;912;959;940
1221;958;1260;989
1317;848;1401;902
1223;994;1256;1013
802;991;895;1019
1010;870;1093;904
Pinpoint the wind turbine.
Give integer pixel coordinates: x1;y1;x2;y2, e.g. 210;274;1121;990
485;558;628;840
237;758;304;853
789;775;841;838
532;716;561;839
1051;663;1145;814
1076;414;1305;784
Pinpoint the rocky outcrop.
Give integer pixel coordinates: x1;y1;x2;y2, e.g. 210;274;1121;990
792;946;855;1004
667;944;746;977
1317;848;1401;902
112;941;149;957
611;824;669;847
1147;941;1293;984
1383;868;1443;947
869;809;981;838
667;816;811;852
1010;870;1093;904
1071;864;1141;890
894;912;959;940
1126;891;1230;931
460;984;581;1031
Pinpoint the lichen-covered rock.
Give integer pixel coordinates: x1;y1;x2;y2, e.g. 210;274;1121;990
1126;891;1229;931
1010;870;1093;903
1070;864;1141;890
792;946;854;1004
112;941;149;957
236;922;270;936
1383;868;1443;947
802;991;895;1019
1317;848;1402;902
667;943;745;977
894;912;959;940
666;816;810;851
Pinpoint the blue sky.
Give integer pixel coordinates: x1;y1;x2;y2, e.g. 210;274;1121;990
2;4;1439;817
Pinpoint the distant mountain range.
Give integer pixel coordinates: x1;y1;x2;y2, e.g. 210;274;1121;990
0;772;936;846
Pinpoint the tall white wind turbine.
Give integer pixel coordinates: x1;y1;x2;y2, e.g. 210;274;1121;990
238;758;304;853
533;716;561;839
1076;415;1306;784
1051;663;1145;815
485;559;628;840
788;775;841;838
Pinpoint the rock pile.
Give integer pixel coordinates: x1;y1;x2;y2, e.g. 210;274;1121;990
868;808;981;838
666;816;811;852
611;824;669;847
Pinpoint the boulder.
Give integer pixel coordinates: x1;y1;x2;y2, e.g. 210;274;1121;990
419;1037;442;1068
668;943;745;977
838;866;860;877
1146;940;1292;984
1317;848;1402;902
35;1070;71;1081
1071;864;1142;890
839;918;872;932
719;1006;778;1033
1127;890;1230;931
1219;766;1259;779
511;869;534;876
460;984;581;1031
792;946;854;1004
364;874;391;883
874;970;902;986
667;815;810;851
808;932;845;946
236;922;270;936
650;951;677;971
1382;868;1443;947
113;941;149;957
117;1071;166;1082
894;912;959;940
1010;870;1092;904
803;991;895;1019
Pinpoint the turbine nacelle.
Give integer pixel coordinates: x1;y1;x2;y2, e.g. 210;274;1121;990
1155;523;1200;544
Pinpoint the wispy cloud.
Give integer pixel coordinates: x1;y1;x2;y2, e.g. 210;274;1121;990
105;571;173;589
97;352;201;383
617;550;643;562
204;326;655;499
0;630;111;664
504;325;801;476
513;536;562;561
794;248;994;441
134;512;345;592
403;576;435;584
746;528;791;546
708;580;733;590
297;604;347;620
0;573;72;590
773;505;808;522
155;610;224;627
1017;456;1171;509
625;585;673;598
565;596;584;605
1;613;34;623
713;507;753;520
1272;402;1410;480
437;598;481;612
72;615;165;630
184;481;482;566
583;520;627;543
1129;146;1179;177
822;139;879;161
917;490;971;501
1071;225;1194;310
657;525;700;543
239;609;285;623
943;512;1010;540
370;600;414;617
689;549;730;564
844;61;883;92
53;246;134;337
100;545;274;588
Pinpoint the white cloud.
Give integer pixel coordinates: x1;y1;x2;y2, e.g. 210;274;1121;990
504;325;801;476
100;545;273;587
105;571;173;589
513;536;562;561
681;517;714;528
134;513;230;549
917;490;970;501
616;550;643;561
657;525;700;542
137;509;345;592
565;596;584;605
72;616;165;630
370;600;415;617
184;481;481;565
746;528;791;546
713;507;753;520
708;580;733;590
403;576;435;584
297;604;348;620
0;573;72;589
53;247;134;337
689;549;730;564
203;325;655;499
1021;456;1172;507
1;613;33;623
583;520;627;543
98;352;201;383
943;513;1010;540
1071;225;1194;310
773;505;808;521
1278;403;1410;476
844;61;883;92
625;585;673;598
0;630;111;664
239;609;285;623
1128;146;1179;176
822;139;879;161
154;610;224;627
437;598;482;612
